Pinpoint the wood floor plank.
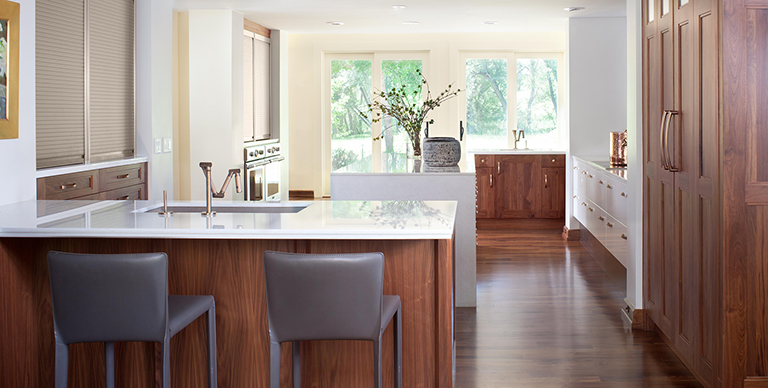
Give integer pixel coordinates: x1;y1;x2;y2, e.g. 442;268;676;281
455;219;702;388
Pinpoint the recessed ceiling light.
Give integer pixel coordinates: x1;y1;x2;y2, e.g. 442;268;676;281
392;5;407;9
483;21;498;25
402;21;420;25
327;21;344;26
564;6;586;12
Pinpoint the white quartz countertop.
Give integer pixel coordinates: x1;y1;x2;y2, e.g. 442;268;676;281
0;200;457;240
467;149;566;155
573;155;628;181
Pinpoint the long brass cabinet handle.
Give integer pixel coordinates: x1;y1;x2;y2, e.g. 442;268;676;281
117;174;130;179
497;161;500;174
60;183;77;190
490;174;493;188
660;111;670;170
544;174;548;188
666;110;680;172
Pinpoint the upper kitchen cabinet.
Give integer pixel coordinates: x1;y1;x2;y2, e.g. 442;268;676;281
475;154;565;219
36;0;136;169
243;20;272;143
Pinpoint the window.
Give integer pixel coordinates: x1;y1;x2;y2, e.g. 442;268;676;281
243;28;271;143
324;52;428;193
36;0;135;169
461;52;564;169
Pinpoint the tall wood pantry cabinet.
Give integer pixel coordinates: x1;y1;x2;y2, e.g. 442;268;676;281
642;0;768;386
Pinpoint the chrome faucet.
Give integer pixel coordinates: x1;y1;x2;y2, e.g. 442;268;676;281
512;130;526;150
199;162;242;216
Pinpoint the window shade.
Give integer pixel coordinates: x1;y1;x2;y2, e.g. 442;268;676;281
36;0;86;168
88;0;135;162
243;34;254;141
253;38;270;140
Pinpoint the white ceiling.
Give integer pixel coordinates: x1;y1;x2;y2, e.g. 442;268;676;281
173;0;626;34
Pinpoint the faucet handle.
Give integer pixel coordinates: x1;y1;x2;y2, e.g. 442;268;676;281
200;162;213;169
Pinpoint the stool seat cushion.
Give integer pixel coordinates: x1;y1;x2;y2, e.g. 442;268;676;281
168;295;215;337
381;295;401;330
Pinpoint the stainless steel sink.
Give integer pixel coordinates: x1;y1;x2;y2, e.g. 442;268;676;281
142;203;311;214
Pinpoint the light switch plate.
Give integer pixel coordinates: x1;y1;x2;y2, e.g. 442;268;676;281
163;138;172;153
154;138;162;154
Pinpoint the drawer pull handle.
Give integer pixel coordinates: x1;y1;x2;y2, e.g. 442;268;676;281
582;171;587;175
582;202;587;207
621;234;628;240
60;183;77;190
544;174;548;189
574;166;579;170
606;184;613;189
588;207;594;212
497;161;500;174
574;195;578;199
588;174;593;178
117;195;130;200
598;216;605;221
481;159;485;163
117;174;131;179
551;158;556;163
621;192;627;197
598;180;604;185
490;174;493;188
606;222;613;228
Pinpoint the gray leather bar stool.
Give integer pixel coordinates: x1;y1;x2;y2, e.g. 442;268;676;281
47;251;217;388
263;251;402;388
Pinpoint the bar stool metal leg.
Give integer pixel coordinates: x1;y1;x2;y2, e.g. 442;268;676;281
293;341;301;388
395;307;402;388
54;338;68;388
373;338;382;388
162;336;171;388
207;304;218;387
105;342;115;388
270;339;281;388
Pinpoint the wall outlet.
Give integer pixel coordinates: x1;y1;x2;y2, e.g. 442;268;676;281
154;138;162;154
163;138;172;153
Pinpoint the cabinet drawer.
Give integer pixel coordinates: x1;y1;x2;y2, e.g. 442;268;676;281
541;154;565;167
573;195;588;225
99;163;146;192
38;170;99;200
474;155;495;168
604;177;629;225
585;167;605;209
604;214;628;267
104;184;145;201
585;199;606;243
573;159;587;196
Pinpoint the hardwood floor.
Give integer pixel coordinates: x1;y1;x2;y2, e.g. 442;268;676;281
455;219;702;388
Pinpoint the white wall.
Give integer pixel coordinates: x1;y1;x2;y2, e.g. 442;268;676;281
566;18;627;230
626;0;643;309
288;32;566;197
272;30;290;201
136;0;174;200
176;10;245;201
0;0;35;206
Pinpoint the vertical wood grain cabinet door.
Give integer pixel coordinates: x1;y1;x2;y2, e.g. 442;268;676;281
497;155;541;218
541;167;565;218
643;0;720;385
475;166;496;219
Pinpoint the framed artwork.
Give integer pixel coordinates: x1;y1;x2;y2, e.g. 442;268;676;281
0;0;18;140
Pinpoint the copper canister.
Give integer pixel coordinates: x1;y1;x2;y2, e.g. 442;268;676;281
610;131;627;166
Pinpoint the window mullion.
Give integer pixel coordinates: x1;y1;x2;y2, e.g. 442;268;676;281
372;54;382;173
508;53;516;150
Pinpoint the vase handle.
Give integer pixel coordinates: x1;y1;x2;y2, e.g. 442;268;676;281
459;121;464;141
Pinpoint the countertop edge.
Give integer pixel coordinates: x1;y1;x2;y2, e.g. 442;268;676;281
573;155;628;182
0;229;455;240
36;157;151;178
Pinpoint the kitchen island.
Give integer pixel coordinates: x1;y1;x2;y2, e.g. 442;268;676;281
0;199;456;388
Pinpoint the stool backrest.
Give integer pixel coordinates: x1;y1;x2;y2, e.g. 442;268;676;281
47;252;169;344
263;251;384;342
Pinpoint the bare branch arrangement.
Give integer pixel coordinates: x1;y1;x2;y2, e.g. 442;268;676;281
360;69;462;156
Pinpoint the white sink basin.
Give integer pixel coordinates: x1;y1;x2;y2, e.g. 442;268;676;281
140;202;311;214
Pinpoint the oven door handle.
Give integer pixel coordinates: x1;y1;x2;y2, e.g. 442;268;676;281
247;156;284;170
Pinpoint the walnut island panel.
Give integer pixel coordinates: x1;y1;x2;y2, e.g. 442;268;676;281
0;199;456;388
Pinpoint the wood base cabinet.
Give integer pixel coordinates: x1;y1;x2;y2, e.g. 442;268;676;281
475;154;564;219
37;163;147;201
643;0;768;386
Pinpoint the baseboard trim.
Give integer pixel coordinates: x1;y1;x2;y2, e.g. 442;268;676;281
744;377;768;387
562;226;581;241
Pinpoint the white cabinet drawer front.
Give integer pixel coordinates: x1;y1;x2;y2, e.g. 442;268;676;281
585;199;607;243
574;195;588;225
573;159;587;196
604;177;629;225
585;167;606;210
604;213;628;267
